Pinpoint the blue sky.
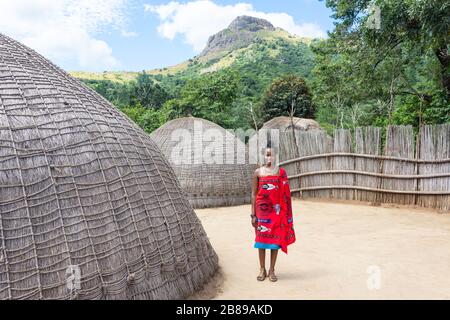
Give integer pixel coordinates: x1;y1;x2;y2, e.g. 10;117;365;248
0;0;335;72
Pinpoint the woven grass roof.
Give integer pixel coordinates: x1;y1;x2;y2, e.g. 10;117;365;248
0;33;218;300
151;117;257;209
262;117;323;132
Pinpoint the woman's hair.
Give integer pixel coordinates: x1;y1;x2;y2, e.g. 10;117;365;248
259;132;278;165
261;132;278;155
260;144;278;156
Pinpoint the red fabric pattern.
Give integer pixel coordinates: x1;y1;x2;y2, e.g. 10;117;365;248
255;167;296;254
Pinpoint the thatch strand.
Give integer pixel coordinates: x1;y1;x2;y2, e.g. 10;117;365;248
0;33;218;300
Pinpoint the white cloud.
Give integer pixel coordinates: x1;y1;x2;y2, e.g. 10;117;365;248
121;30;139;38
0;0;131;71
145;0;327;52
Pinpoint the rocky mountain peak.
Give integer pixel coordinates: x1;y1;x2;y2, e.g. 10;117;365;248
228;16;275;32
199;16;276;57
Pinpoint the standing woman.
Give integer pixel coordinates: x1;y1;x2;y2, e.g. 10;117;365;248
251;145;296;282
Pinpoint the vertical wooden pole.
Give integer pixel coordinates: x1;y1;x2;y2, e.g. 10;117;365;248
414;126;422;205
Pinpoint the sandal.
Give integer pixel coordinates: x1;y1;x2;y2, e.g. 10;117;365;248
268;270;278;282
257;268;267;281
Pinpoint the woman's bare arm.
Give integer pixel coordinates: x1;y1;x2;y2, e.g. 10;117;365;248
251;168;259;227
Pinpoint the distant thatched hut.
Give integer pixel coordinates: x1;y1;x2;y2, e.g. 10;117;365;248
262;117;323;133
151;117;257;209
0;33;218;300
249;117;325;164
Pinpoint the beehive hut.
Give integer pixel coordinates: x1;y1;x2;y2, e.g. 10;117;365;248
0;33;218;300
151;117;257;209
262;117;322;133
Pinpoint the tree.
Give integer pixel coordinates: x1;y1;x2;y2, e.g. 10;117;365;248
81;73;171;111
260;75;315;122
163;70;241;128
119;103;170;134
311;39;362;130
133;71;171;109
325;0;450;103
309;0;449;131
82;80;135;108
138;105;170;133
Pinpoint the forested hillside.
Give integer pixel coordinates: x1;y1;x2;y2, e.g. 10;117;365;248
72;16;316;132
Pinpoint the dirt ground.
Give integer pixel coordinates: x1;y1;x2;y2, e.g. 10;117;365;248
194;199;450;300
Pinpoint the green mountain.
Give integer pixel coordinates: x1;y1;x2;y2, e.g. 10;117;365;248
71;16;317;130
73;16;314;80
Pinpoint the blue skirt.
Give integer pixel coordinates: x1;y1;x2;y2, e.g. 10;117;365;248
254;242;281;250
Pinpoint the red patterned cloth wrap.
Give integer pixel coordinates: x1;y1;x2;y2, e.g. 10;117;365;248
255;167;296;254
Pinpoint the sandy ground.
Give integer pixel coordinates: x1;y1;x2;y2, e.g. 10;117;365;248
194;199;450;300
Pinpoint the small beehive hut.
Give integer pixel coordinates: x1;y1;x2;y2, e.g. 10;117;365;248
262;117;323;133
151;117;257;209
0;33;218;300
249;117;326;164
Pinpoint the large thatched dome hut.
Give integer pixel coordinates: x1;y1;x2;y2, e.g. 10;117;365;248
151;117;257;209
0;33;218;300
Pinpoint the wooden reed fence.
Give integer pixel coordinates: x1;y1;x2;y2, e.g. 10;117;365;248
279;124;450;211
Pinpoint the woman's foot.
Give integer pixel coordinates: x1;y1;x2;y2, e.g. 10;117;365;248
257;268;267;281
268;269;278;282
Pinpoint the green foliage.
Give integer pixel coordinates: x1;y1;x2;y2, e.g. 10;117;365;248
120;103;170;134
393;88;450;126
77;35;316;131
82;79;135;108
120;104;145;125
163;70;240;129
311;38;363;130
311;0;450;132
81;71;172;111
230;40;315;100
80;71;172;133
138;105;170;133
138;38;316;131
133;71;170;109
261;75;315;122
